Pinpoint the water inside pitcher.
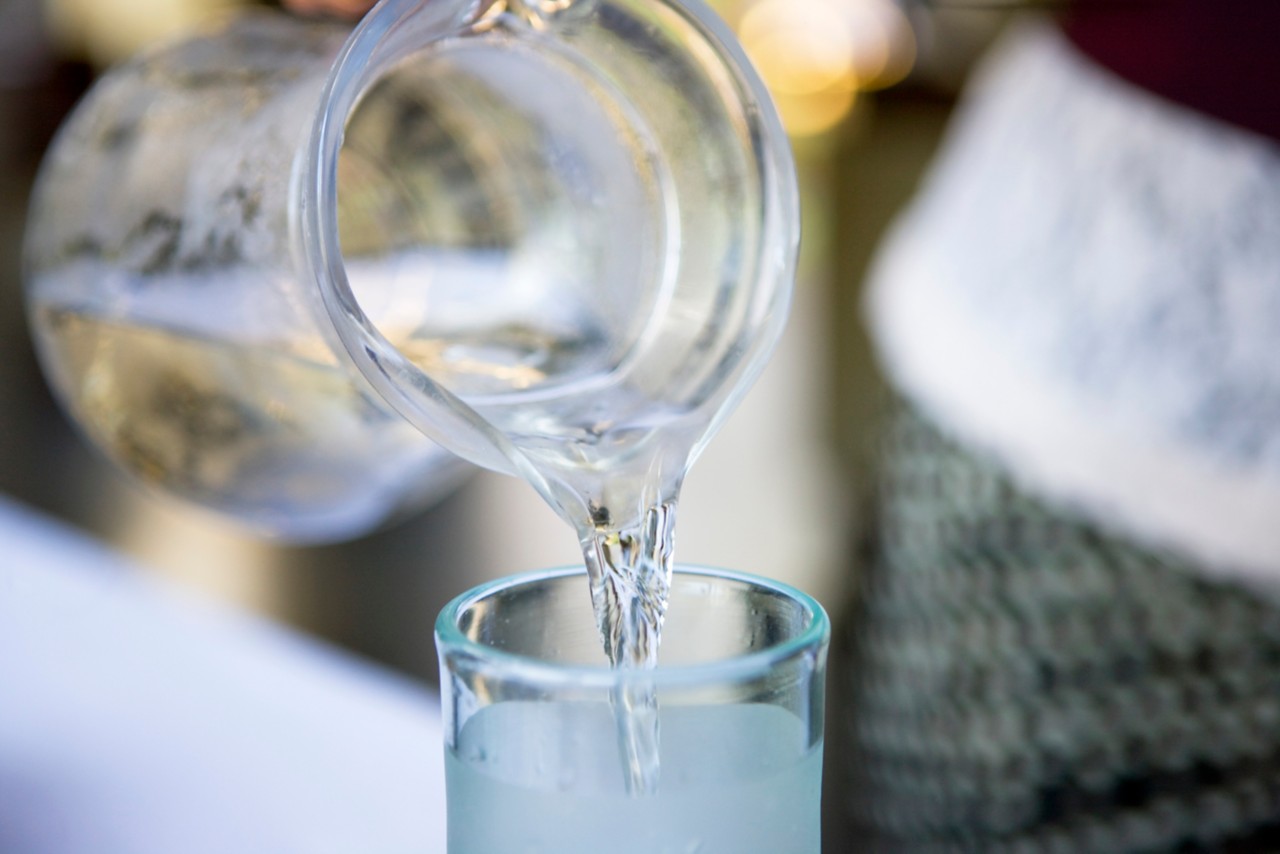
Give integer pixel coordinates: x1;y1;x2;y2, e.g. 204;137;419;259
24;0;798;543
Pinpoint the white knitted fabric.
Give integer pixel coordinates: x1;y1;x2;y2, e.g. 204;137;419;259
866;22;1280;588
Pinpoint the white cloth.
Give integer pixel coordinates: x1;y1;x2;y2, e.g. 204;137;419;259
0;496;447;853
866;23;1280;588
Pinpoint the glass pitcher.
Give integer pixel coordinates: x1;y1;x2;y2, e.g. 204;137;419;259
24;0;799;544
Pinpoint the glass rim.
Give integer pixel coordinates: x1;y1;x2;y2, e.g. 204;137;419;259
434;565;830;690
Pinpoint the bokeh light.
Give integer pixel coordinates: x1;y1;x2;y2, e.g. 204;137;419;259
734;0;916;137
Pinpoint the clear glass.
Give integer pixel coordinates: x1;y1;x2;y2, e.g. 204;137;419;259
24;0;798;542
435;566;829;853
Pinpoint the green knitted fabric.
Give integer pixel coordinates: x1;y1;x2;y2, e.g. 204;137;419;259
829;403;1280;853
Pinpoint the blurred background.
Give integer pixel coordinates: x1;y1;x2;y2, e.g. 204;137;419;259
0;0;1007;682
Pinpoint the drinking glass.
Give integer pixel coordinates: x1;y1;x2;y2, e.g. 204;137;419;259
435;566;829;853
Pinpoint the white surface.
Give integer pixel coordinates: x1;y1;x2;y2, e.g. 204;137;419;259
0;496;447;853
867;24;1280;586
